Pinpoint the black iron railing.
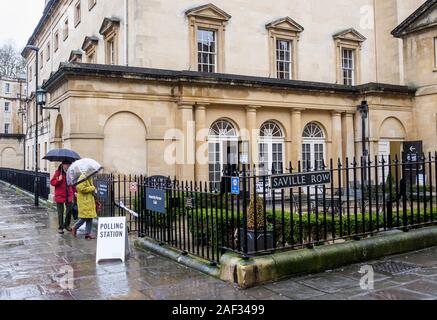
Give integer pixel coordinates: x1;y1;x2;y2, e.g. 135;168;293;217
93;153;437;265
0;168;50;200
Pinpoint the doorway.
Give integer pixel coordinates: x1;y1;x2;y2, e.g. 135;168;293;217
378;140;403;183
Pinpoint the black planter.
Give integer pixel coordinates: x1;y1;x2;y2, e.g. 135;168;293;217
239;228;274;252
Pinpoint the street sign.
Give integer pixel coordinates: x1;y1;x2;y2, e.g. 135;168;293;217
145;188;166;214
96;181;109;200
231;177;240;195
96;216;129;264
271;171;332;190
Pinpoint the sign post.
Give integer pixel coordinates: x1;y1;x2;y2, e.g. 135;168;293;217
96;216;129;264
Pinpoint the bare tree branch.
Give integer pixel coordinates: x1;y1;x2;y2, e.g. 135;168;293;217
0;44;25;78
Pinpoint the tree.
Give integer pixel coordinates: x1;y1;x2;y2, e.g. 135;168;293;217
0;44;26;78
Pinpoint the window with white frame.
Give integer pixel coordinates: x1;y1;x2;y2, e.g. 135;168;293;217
46;42;50;61
197;29;217;73
434;37;437;69
208;120;238;189
259;121;285;175
40;51;44;69
5;83;11;93
276;39;292;80
4;101;11;113
4;123;10;134
54;31;59;52
89;0;96;11
63;18;69;40
74;1;81;27
106;37;115;65
302;122;326;172
342;48;355;85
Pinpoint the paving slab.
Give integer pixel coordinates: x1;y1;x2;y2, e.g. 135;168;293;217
2;183;437;300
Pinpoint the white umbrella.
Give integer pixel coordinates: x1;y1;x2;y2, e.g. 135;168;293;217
66;158;103;186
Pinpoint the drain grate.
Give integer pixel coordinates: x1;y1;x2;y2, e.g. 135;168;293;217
372;261;420;275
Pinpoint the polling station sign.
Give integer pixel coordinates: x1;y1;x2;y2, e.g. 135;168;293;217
145;188;166;214
96;216;129;264
271;171;332;190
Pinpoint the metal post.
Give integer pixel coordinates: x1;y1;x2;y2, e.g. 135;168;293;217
34;49;39;207
357;101;369;184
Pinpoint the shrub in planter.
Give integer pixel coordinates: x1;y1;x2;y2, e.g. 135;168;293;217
240;195;274;252
187;209;240;249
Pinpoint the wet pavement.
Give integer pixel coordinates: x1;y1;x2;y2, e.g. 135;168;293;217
1;182;437;300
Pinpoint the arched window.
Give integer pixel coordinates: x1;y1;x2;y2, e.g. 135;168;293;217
259;121;285;175
209;119;237;138
302;122;326;171
208;120;238;189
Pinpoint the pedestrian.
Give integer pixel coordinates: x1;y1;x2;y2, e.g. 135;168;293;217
71;174;97;240
50;160;75;234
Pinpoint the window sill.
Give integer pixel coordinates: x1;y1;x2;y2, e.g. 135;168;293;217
433;68;437;72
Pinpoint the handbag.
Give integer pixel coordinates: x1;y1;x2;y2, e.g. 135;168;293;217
93;194;103;214
72;202;79;220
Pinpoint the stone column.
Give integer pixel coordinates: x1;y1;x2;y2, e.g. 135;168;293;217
246;106;259;167
177;103;195;181
331;111;343;162
195;104;208;182
290;109;304;166
342;112;355;163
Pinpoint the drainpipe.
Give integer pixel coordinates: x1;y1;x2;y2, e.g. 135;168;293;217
124;0;129;66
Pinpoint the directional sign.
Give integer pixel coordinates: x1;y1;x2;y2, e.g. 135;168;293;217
271;171;332;190
96;181;109;200
145;188;166;214
231;177;240;195
403;141;424;175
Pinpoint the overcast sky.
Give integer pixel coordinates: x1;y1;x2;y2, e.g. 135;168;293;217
0;0;45;49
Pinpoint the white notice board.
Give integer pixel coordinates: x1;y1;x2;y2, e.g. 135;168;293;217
96;216;129;264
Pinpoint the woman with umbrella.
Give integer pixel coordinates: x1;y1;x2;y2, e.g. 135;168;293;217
45;149;81;234
50;160;76;234
67;159;103;240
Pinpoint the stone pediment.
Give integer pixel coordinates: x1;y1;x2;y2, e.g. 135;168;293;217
99;17;121;36
185;3;231;21
333;28;367;42
392;0;437;37
265;17;304;33
69;50;82;62
405;3;437;33
81;36;99;52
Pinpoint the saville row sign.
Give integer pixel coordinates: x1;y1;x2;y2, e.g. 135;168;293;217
271;171;332;190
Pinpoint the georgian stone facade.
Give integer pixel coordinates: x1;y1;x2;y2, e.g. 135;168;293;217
0;76;25;169
19;0;437;184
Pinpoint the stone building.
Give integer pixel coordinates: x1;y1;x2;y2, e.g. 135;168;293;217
0;76;25;169
21;0;436;185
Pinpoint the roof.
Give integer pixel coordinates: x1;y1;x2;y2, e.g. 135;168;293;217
42;62;416;96
22;0;61;58
392;0;437;37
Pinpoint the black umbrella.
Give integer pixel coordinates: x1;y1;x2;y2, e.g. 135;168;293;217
43;148;81;163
